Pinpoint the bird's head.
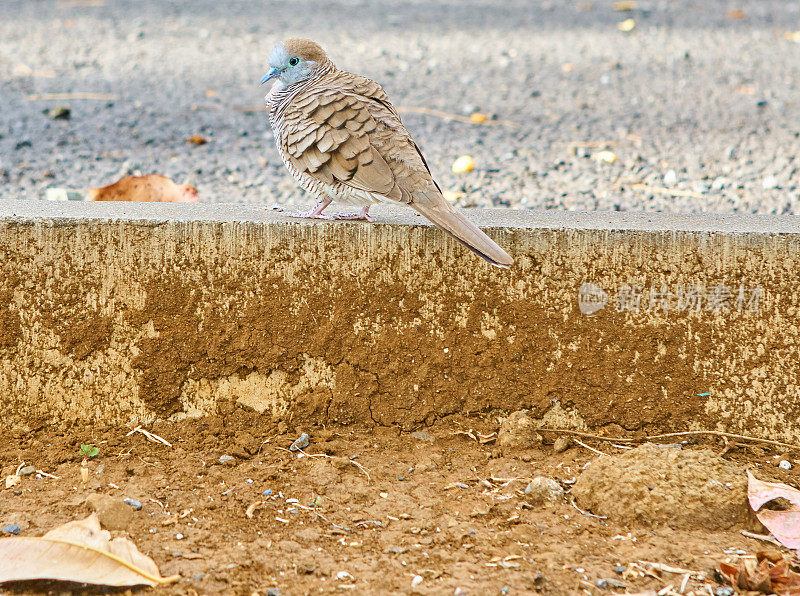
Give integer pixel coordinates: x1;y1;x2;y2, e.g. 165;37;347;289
261;38;332;87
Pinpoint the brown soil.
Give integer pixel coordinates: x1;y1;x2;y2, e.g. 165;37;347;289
0;411;798;595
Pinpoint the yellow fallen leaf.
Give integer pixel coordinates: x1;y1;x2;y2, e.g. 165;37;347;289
442;190;465;202
5;474;20;489
734;84;756;95
0;514;178;587
469;112;488;124
187;134;209;145
205;89;217;97
785;31;800;43
594;150;618;164
451;155;475;174
618;18;636;32
88;174;199;203
613;1;637;10
562;63;574;72
727;9;744;19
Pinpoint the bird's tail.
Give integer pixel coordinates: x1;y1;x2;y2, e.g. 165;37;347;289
410;202;513;268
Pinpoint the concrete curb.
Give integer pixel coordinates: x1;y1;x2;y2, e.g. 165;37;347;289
1;200;798;439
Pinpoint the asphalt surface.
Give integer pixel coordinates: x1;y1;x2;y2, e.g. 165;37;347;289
2;0;800;214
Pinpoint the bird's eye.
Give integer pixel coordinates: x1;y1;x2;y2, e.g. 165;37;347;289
288;57;300;67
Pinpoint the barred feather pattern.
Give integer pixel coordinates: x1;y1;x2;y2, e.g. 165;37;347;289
265;47;513;267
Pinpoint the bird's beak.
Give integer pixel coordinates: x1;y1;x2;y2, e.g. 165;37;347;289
260;68;280;85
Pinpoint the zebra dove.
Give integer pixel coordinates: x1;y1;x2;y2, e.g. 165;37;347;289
261;38;513;268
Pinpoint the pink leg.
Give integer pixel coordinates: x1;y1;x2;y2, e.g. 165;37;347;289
285;197;333;220
332;205;374;222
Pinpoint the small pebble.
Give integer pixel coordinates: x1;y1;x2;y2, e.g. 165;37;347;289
19;465;35;476
289;433;310;452
337;571;354;581
553;436;571;453
595;578;627;589
175;533;184;540
44;106;71;120
411;574;423;587
779;460;792;470
123;498;143;510
219;455;234;464
613;565;627;574
714;587;735;596
266;589;281;596
411;430;435;443
762;175;779;190
262;488;273;496
2;524;20;535
663;169;678;187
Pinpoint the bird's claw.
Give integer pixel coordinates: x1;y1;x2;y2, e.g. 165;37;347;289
332;211;374;222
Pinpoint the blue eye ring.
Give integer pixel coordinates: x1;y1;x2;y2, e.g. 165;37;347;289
288;57;300;67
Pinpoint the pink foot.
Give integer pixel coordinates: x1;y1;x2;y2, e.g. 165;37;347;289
284;199;333;219
332;206;374;222
285;209;333;220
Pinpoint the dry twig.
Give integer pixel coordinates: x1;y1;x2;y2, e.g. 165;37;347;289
26;92;117;101
570;498;607;520
126;425;172;447
573;438;609;457
536;427;800;452
740;529;783;547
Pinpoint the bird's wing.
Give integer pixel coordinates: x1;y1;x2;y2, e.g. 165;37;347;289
282;73;514;267
281;74;437;204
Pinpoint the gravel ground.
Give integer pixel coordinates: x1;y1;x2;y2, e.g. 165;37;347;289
2;0;800;213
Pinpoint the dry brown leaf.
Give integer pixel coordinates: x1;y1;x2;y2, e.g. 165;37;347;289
613;1;637;10
719;552;800;595
88;174;199;203
187;134;209;145
0;513;178;587
727;9;744;19
747;470;800;550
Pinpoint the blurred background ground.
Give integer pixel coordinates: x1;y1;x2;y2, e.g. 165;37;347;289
2;0;800;213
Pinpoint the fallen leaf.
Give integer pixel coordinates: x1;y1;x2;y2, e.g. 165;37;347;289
618;18;636;32
4;474;20;489
785;31;800;43
187;134;209;145
727;9;744;19
613;1;637;10
735;84;756;95
747;470;800;550
451;155;475;174
88;174;199;203
0;513;178;587
469;112;488;124
719;552;800;595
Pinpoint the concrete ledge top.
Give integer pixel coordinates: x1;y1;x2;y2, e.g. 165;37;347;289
1;199;798;234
